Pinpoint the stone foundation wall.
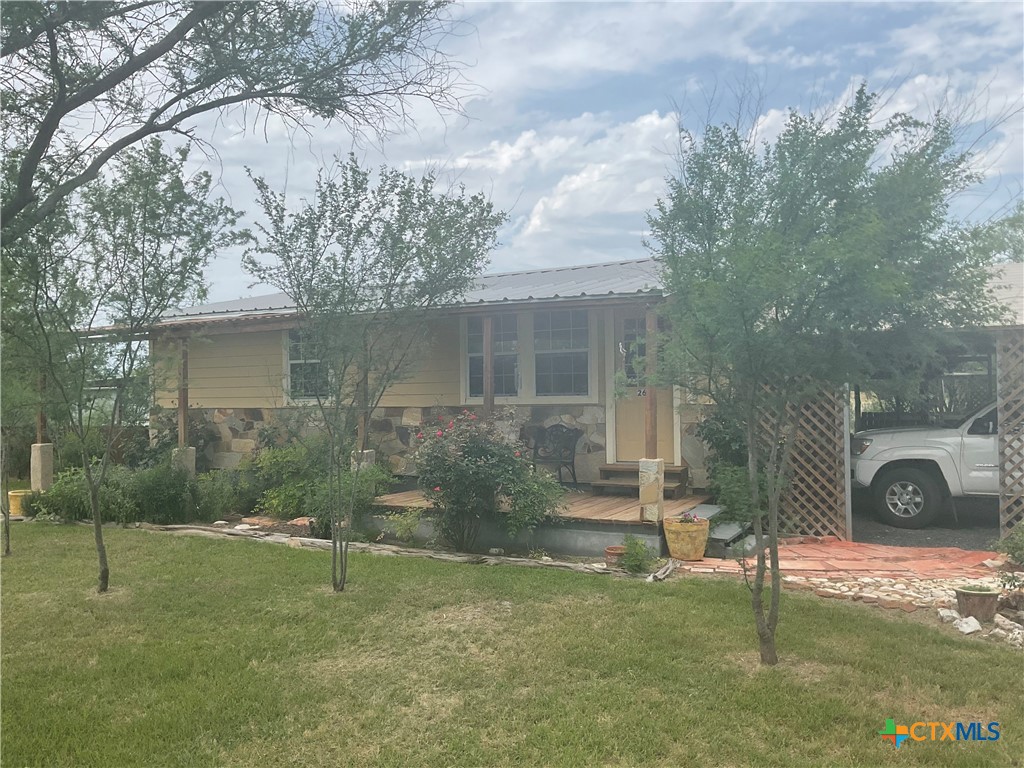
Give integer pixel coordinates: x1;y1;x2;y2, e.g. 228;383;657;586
187;401;709;490
367;404;607;483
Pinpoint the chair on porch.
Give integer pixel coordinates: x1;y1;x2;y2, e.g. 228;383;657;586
522;424;583;487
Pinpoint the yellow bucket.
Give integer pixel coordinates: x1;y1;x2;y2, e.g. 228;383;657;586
663;516;710;560
7;490;32;516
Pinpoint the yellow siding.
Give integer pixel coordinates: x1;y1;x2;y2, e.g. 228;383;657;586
154;330;285;409
378;318;461;407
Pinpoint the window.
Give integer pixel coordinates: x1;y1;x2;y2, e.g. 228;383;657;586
287;330;328;399
622;317;646;383
534;309;589;396
467;314;518;397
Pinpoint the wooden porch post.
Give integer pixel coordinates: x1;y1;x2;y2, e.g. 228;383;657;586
645;308;658;459
483;315;495;418
177;338;189;449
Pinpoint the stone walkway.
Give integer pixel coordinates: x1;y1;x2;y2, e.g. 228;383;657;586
674;537;1006;614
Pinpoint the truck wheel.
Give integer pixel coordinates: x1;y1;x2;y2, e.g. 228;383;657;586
872;468;942;529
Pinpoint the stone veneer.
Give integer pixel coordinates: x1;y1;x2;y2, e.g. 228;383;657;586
186;401;708;489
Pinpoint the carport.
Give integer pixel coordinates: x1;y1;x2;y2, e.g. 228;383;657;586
767;263;1023;546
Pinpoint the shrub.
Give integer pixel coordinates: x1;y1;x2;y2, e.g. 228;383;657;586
996;526;1024;568
196;470;247;521
306;464;393;539
620;534;655;574
36;469;92;521
132;461;200;524
415;410;564;551
33;459;198;524
20;491;46;518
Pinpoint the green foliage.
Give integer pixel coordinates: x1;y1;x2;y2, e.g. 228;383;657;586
996;526;1024;568
34;460;199;525
20;491;45;518
131;461;200;525
416;411;564;551
35;469;91;521
620;535;655;574
708;463;769;525
2;2;464;239
388;506;427;544
696;408;748;471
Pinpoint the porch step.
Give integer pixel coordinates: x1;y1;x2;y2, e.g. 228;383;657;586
590;477;686;500
599;463;688;480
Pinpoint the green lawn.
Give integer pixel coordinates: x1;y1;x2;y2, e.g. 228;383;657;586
2;525;1020;767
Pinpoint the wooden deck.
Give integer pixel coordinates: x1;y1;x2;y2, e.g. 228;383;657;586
372;489;710;526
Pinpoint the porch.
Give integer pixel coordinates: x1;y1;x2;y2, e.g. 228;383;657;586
370;488;711;559
372;488;710;526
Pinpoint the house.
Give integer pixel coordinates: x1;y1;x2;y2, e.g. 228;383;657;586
152;259;710;489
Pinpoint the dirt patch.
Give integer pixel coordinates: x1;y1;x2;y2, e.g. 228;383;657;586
426;600;513;631
725;650;833;683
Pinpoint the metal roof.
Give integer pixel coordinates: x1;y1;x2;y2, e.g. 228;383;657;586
157;257;1022;329
158;258;662;325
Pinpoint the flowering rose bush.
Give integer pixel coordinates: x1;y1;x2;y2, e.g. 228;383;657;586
415;410;564;551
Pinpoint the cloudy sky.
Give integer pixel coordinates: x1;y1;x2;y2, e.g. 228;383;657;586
196;1;1024;303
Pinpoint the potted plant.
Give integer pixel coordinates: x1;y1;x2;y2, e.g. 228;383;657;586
604;544;626;568
663;510;710;561
954;583;1000;622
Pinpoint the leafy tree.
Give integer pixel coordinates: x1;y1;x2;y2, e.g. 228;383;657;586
648;85;1009;665
243;154;506;590
1;0;464;239
1;138;243;591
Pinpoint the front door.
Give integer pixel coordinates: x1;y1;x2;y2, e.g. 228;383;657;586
612;309;675;463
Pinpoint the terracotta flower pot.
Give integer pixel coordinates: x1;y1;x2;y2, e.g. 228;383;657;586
663;516;710;561
955;587;1000;623
604;545;626;568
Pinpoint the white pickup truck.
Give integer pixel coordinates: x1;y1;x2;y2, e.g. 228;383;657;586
850;403;999;528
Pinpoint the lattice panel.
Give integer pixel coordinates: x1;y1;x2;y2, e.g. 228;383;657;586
997;329;1024;539
758;388;850;540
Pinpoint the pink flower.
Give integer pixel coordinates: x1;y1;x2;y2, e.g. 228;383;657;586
448;421;454;428
416;432;424;439
469;414;477;420
436;430;443;437
514;450;521;457
433;486;441;492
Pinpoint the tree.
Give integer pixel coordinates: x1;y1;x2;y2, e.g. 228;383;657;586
1;0;463;239
1;138;243;591
648;85;1009;665
243;154;505;591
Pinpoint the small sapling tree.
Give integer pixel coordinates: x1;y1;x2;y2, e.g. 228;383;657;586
1;139;243;591
649;85;1010;664
244;155;506;591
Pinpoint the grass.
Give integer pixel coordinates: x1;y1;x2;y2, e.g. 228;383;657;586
2;524;1021;768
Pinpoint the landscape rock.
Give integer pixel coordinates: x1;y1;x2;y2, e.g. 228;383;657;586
988;628;1008;640
994;614;1018;632
212;520;229;527
954;616;983;635
938;608;961;623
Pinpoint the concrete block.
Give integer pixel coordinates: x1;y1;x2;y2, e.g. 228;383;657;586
230;438;257;453
638;458;664;519
31;443;54;492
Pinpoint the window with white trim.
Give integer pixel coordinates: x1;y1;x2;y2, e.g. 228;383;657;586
287;330;328;399
461;309;597;403
467;314;519;397
534;309;589;396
